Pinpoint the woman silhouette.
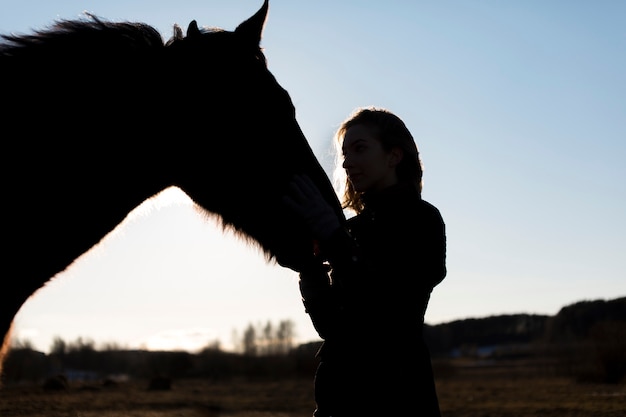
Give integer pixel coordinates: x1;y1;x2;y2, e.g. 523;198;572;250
281;106;447;416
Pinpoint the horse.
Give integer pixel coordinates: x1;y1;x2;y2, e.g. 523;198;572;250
0;0;344;380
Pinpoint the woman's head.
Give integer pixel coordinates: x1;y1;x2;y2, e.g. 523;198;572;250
333;107;423;213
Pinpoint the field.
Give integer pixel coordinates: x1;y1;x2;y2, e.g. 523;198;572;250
1;359;624;417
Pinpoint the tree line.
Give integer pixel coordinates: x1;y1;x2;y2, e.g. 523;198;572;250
3;297;625;386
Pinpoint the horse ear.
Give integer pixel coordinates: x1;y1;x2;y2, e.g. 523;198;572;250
173;24;184;41
186;20;201;38
234;0;269;46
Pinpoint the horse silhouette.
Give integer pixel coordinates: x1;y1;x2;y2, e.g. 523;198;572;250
0;0;343;378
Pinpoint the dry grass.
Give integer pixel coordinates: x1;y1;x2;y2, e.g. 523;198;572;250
1;360;624;417
435;360;626;417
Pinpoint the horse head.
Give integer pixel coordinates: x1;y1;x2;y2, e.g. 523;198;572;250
0;0;343;378
161;0;344;267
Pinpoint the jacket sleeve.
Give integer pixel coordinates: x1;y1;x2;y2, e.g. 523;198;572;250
420;203;447;289
301;197;447;344
298;260;340;340
297;226;360;340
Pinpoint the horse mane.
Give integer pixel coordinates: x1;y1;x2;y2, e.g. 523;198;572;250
0;13;246;60
0;14;165;56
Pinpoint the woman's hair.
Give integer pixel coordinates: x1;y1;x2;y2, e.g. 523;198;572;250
333;106;423;214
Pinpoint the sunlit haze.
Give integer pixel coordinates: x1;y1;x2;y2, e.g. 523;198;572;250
4;0;625;354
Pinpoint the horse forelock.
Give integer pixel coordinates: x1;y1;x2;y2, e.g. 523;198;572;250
165;21;226;47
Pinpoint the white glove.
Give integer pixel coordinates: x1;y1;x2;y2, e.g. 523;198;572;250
283;174;341;241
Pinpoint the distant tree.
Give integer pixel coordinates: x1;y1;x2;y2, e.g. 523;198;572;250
276;319;295;354
67;337;95;353
262;320;274;355
10;338;34;350
50;337;67;355
56;337;99;372
541;297;626;383
100;341;125;351
201;340;222;352
242;324;257;356
237;319;296;356
231;329;240;352
544;297;626;343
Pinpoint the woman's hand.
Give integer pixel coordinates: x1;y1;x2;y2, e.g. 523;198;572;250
283;174;341;241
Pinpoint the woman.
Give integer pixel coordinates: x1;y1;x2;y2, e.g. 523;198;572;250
282;107;446;416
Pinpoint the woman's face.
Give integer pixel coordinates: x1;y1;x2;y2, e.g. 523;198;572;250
341;124;400;193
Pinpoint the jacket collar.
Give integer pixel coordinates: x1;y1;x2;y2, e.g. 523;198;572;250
362;182;421;212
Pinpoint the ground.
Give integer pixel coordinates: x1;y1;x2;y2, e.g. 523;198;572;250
1;359;624;417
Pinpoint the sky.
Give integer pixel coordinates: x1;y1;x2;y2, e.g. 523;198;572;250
3;0;625;354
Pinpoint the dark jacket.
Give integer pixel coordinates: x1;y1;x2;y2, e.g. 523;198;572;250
299;182;446;416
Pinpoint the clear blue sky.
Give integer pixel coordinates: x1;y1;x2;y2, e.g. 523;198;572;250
4;0;625;353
